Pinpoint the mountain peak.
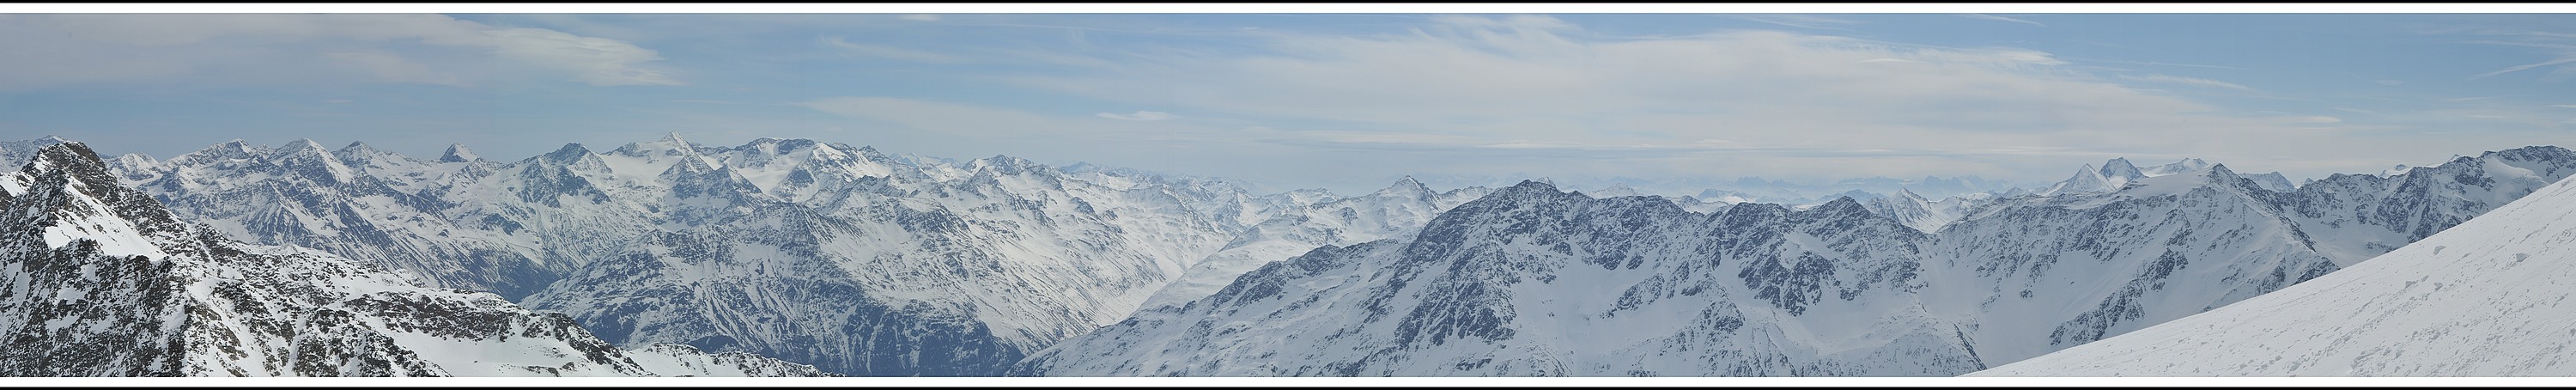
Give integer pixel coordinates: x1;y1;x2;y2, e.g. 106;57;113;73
15;142;188;238
2099;158;2145;181
539;143;593;164
1810;195;1871;216
1374;176;1434;199
21;142;108;179
1472;180;1564;201
440;143;480;163
2044;163;2116;196
275;138;331;156
1894;187;1925;201
614;132;701;157
217;139;256;155
2205;163;2240;180
337;141;385;156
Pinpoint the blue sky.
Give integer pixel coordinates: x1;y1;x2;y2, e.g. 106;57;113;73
5;7;2576;194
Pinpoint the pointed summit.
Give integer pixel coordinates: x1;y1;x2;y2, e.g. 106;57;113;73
2099;158;2145;181
18;142;115;186
1373;176;1434;199
539;143;593;164
439;143;480;163
280;138;328;153
2203;163;2241;182
216;139;258;155
2044;163;2115;196
1810;195;1871;216
1894;187;1927;202
9;143;191;243
613;132;702;157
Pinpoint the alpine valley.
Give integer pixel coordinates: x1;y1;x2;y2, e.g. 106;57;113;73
14;133;2576;377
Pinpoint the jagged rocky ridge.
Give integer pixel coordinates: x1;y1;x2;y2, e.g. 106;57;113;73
1018;146;2576;376
0;143;829;377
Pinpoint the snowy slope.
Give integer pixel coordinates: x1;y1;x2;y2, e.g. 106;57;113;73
0;143;826;377
1974;168;2576;376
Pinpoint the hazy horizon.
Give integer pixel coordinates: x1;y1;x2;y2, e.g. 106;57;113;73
7;7;2574;195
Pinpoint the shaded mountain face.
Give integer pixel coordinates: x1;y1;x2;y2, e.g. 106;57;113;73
1975;162;2576;376
1020;146;2576;376
0;143;828;377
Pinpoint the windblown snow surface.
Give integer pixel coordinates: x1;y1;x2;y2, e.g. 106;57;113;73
1975;171;2576;376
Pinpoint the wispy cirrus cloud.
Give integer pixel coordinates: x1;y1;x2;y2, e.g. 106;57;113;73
1957;14;2046;27
2457;27;2576;82
0;14;681;89
1723;14;1861;31
1097;111;1179;121
2120;73;2255;91
829;15;2409;186
821;36;965;63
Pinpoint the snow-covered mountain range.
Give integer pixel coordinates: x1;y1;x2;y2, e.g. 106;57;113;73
1014;182;1975;375
77;134;1471;376
28;131;2576;377
0;143;828;376
1015;147;2576;376
1974;161;2576;375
